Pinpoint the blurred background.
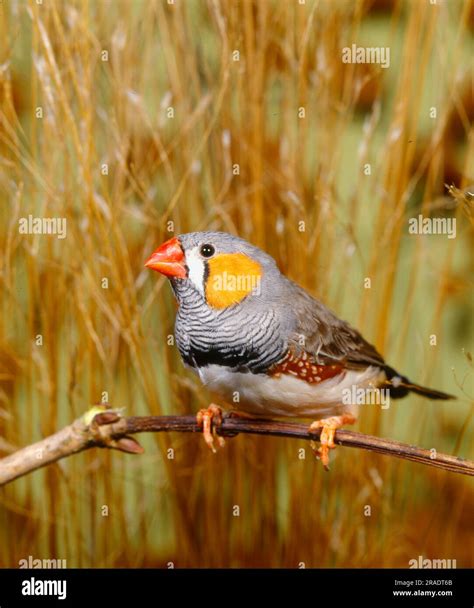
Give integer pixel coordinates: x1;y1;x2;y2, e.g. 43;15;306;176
0;0;472;568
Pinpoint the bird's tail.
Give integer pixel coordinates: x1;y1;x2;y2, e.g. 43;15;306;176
383;367;455;400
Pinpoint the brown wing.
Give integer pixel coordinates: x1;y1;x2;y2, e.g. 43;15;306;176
278;280;454;401
285;282;386;371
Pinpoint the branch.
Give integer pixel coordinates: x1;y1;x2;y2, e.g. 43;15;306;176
0;411;472;486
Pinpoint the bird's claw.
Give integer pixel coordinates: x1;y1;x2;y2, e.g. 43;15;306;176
196;404;226;453
309;414;356;471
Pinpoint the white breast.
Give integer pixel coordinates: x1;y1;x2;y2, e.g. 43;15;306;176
197;364;385;419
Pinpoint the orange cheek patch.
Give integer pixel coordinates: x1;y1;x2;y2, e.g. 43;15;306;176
205;253;262;309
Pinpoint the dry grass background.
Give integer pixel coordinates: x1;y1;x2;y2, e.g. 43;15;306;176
0;0;472;568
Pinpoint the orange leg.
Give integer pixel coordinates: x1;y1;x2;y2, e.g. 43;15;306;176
196;404;226;453
309;414;356;470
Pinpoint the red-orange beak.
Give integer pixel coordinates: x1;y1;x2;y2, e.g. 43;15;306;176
144;237;187;278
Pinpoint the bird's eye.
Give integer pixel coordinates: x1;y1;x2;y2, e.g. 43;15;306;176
199;244;215;258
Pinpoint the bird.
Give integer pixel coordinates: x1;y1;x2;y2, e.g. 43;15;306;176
145;231;454;468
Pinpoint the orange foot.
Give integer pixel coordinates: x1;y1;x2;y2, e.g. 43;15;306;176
309;414;356;470
196;404;226;453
